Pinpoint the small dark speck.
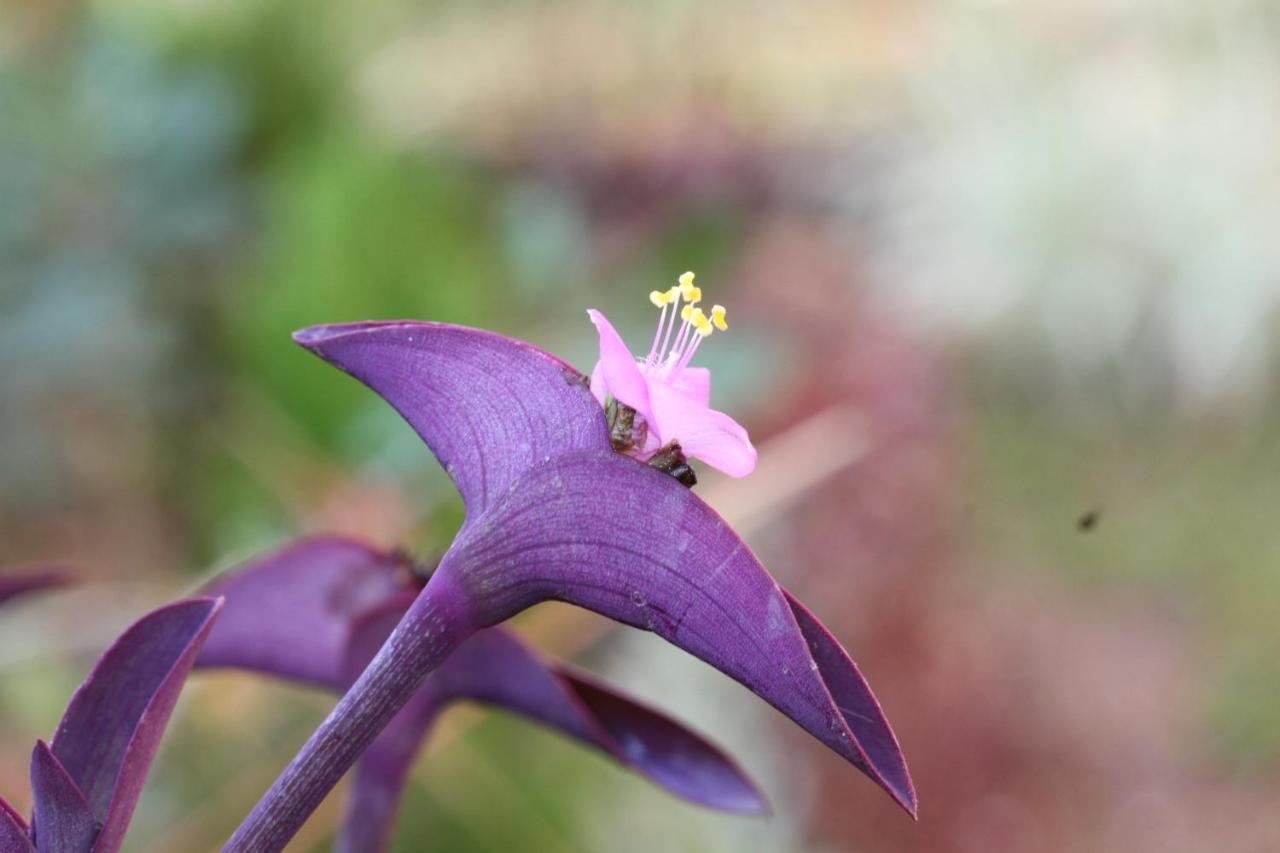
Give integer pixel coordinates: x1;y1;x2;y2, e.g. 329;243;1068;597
563;368;590;388
1077;509;1101;532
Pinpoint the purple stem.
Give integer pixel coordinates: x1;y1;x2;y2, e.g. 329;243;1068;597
224;569;475;852
334;690;444;853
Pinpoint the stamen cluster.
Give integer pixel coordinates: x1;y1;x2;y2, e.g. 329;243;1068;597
646;272;729;376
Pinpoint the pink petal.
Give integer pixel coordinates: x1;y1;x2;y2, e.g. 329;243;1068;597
648;380;757;477
586;310;652;424
588;360;608;406
670;367;711;407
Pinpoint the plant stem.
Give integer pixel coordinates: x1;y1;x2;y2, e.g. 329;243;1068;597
224;570;475;852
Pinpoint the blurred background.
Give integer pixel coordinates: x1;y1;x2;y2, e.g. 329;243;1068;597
2;0;1279;850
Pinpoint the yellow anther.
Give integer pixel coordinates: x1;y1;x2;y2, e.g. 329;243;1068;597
678;271;701;302
681;304;695;322
688;307;708;327
649;290;667;307
710;304;728;331
695;317;714;337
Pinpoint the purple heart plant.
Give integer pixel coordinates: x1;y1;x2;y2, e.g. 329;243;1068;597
196;536;767;852
224;271;916;850
0;591;222;853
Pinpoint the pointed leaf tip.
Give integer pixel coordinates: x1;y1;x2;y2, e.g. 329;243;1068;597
51;597;222;853
0;795;34;852
782;591;917;817
30;741;96;852
292;321;416;348
560;670;769;815
289;321;610;519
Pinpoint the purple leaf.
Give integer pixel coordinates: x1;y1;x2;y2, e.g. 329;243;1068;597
197;537;412;690
782;590;910;803
228;572;477;852
201;537;765;853
29;741;96;852
0;796;35;852
419;630;764;813
0;569;74;608
445;449;916;815
557;669;767;814
292;322;610;521
230;321;914;849
50;598;222;853
336;621;766;851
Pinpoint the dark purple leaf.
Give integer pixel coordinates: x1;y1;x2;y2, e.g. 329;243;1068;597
202;537;765;853
198;537;411;690
230;322;914;849
420;630;764;813
29;741;96;852
336;619;766;851
227;573;477;852
558;669;767;814
0;796;35;852
445;449;915;815
0;569;73;609
782;589;910;803
292;322;610;521
50;597;222;853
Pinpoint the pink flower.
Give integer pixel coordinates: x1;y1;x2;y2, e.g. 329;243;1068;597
588;272;757;478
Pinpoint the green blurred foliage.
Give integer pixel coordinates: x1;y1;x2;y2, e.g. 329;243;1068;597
226;139;505;445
